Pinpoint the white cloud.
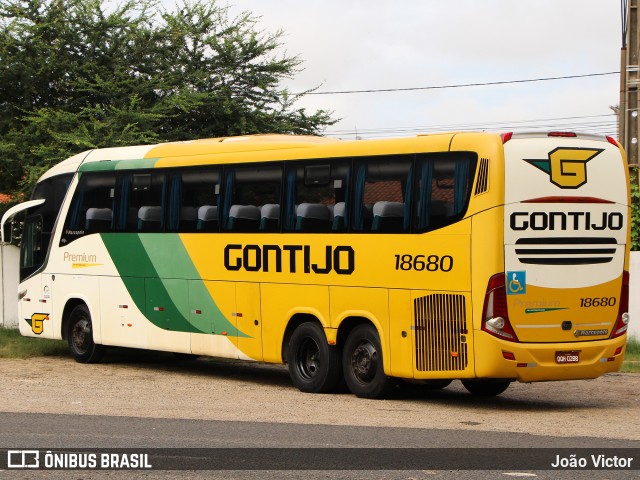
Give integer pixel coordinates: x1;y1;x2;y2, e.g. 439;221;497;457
165;0;623;137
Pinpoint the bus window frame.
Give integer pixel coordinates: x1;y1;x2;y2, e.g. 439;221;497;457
411;151;478;234
20;214;44;281
57;151;477;244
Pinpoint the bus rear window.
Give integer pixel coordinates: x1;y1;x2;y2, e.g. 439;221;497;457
412;153;476;232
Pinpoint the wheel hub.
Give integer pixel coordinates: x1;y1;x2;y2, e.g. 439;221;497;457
351;342;377;382
72;319;90;353
297;338;320;379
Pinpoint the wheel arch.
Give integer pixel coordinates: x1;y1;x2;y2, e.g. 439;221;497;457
336;316;373;348
60;298;88;341
281;313;325;364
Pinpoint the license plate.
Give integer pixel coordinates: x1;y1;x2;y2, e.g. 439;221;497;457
556;351;580;364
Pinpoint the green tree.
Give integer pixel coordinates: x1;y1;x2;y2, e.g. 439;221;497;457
0;0;334;195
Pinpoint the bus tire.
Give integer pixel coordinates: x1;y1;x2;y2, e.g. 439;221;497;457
342;324;395;399
67;304;104;364
287;322;342;393
461;379;511;396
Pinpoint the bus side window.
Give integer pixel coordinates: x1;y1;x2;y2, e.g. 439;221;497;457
222;165;282;232
167;169;220;233
284;160;350;232
117;173;165;233
413;154;476;231
352;156;412;233
62;173;116;244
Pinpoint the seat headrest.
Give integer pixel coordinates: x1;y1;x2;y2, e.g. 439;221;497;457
373;201;404;217
86;208;112;221
138;206;162;222
229;205;260;220
198;205;218;221
261;204;280;220
297;203;330;220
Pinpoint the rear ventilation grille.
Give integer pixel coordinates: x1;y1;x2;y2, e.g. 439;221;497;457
414;294;468;372
515;237;617;265
474;158;489;195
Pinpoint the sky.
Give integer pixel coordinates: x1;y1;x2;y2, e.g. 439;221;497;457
166;0;623;139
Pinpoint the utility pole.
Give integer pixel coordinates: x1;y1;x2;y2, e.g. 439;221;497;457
621;0;640;182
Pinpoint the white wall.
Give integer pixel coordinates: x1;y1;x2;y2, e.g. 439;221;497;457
629;251;640;341
0;244;19;328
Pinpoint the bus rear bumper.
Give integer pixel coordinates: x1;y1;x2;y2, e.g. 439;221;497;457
473;332;627;382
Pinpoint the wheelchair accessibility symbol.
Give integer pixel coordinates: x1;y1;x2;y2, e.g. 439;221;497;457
507;271;526;295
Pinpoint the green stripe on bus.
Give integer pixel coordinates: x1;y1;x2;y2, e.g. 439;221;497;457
79;158;160;172
101;233;247;337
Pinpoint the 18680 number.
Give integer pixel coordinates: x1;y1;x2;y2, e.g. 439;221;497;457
580;297;616;308
394;254;453;272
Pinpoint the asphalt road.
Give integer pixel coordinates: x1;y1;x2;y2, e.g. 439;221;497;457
1;412;638;479
0;350;639;479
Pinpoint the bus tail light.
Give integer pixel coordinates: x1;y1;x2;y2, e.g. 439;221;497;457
548;132;577;138
611;271;630;338
606;136;620;147
482;273;519;342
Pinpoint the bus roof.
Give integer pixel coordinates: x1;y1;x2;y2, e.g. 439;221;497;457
39;133;464;181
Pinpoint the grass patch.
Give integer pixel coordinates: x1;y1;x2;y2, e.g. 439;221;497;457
0;326;68;359
621;336;640;373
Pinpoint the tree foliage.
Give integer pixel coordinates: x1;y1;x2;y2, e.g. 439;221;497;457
0;0;334;195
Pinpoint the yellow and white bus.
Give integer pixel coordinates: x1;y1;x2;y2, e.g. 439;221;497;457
2;131;631;398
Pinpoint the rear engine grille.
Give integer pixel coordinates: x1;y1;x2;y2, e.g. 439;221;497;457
414;294;468;372
514;237;617;265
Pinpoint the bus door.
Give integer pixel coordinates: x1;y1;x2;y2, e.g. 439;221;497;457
18;214;54;338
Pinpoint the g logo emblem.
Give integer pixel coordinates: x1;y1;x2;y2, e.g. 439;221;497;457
525;148;603;189
28;313;49;335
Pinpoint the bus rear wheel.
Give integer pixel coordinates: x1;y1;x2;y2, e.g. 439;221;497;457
287;322;342;393
342;324;395;399
461;379;511;396
67;304;104;364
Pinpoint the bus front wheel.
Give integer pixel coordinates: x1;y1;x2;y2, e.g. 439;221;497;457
287;322;342;393
67;304;104;364
342;324;395;399
461;379;511;396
